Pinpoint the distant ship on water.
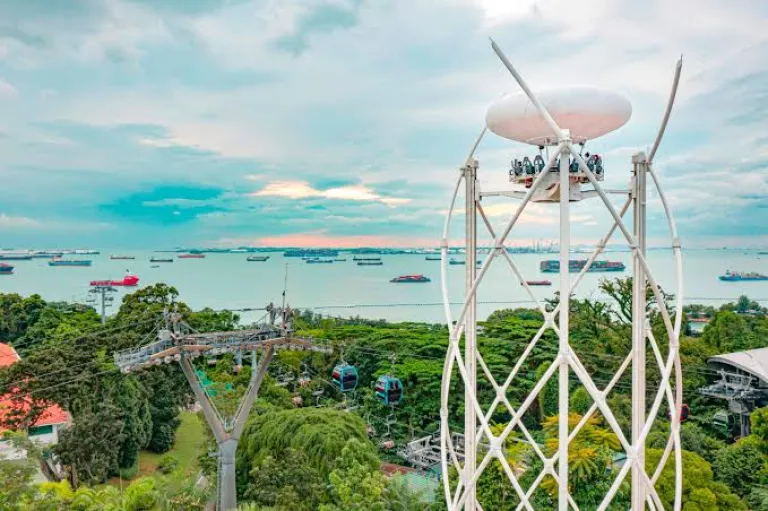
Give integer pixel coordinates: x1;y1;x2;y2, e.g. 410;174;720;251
0;254;32;261
49;258;92;267
0;263;13;274
540;260;625;273
719;270;768;282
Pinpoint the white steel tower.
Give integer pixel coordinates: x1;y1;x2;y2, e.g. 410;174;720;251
439;40;685;510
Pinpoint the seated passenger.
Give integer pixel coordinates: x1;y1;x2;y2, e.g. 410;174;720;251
523;156;535;175
595;155;604;175
586;154;596;172
514;159;524;177
569;157;580;173
533;155;545;173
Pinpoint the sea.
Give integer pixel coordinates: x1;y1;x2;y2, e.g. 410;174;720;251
0;250;765;324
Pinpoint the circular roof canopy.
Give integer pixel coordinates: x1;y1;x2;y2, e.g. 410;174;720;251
485;85;632;146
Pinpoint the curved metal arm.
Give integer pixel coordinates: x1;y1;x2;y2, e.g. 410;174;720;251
648;56;683;163
465;127;487;166
490;38;565;142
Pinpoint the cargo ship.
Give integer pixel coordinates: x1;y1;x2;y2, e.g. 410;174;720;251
390;274;431;283
718;270;768;282
178;254;205;259
246;256;270;262
49;258;92;267
540;260;625;273
90;272;139;287
0;264;13;275
525;280;552;286
425;255;441;261
0;252;32;261
449;259;465;265
306;258;333;264
110;255;135;260
284;249;339;258
353;256;381;261
31;251;63;258
149;257;173;263
358;261;383;266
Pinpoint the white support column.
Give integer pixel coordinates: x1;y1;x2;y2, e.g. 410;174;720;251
631;152;648;510
464;161;478;510
558;137;571;511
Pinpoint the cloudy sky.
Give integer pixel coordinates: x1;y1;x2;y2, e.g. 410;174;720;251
0;0;766;249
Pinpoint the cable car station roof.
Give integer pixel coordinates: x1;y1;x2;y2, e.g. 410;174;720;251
708;347;768;386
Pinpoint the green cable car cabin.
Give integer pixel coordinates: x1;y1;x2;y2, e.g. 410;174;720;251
375;375;403;406
332;364;359;392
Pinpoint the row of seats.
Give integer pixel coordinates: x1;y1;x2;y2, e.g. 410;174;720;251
509;153;604;178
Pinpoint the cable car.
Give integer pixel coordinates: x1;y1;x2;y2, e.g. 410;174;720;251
667;403;691;423
713;409;734;434
375;375;403;406
332;364;359;392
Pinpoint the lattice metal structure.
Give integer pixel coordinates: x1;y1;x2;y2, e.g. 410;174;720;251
87;284;116;325
439;40;685;510
114;309;331;511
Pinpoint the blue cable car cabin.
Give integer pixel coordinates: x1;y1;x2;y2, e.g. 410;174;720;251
332;364;359;392
375;375;403;405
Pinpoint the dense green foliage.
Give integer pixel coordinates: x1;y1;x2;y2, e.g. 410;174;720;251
0;282;766;509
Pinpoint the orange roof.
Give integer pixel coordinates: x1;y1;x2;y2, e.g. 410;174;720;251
0;343;20;368
381;462;416;477
0;343;70;431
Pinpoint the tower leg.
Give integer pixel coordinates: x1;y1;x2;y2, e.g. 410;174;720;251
218;439;238;510
631;152;648;510
100;288;107;325
557;139;570;511
464;161;478;510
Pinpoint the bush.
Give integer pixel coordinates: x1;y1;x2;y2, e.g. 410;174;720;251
119;461;139;480
157;454;179;475
148;423;176;453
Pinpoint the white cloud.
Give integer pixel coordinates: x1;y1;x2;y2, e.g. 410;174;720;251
0;213;42;228
0;79;16;98
251;180;411;206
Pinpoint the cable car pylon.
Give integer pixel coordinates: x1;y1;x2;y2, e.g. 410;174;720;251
439;40;685;510
113;305;331;511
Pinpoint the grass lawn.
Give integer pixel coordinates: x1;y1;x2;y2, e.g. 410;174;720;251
107;411;206;486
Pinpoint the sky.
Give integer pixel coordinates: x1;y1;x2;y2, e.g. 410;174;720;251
0;0;766;249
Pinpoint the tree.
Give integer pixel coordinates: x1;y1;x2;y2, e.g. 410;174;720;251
238;407;376;482
751;406;768;454
321;439;387;511
536;361;558;419
111;376;153;471
648;423;725;465
700;311;755;352
713;440;765;497
54;401;127;484
646;448;745;511
0;432;41;510
139;365;189;453
243;449;325;510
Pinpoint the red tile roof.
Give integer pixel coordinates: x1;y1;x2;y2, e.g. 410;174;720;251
381;462;417;477
0;343;20;368
0;343;70;431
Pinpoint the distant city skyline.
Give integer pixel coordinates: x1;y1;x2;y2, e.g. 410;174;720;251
0;0;765;249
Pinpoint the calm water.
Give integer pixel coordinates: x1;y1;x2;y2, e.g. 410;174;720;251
0;250;765;323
